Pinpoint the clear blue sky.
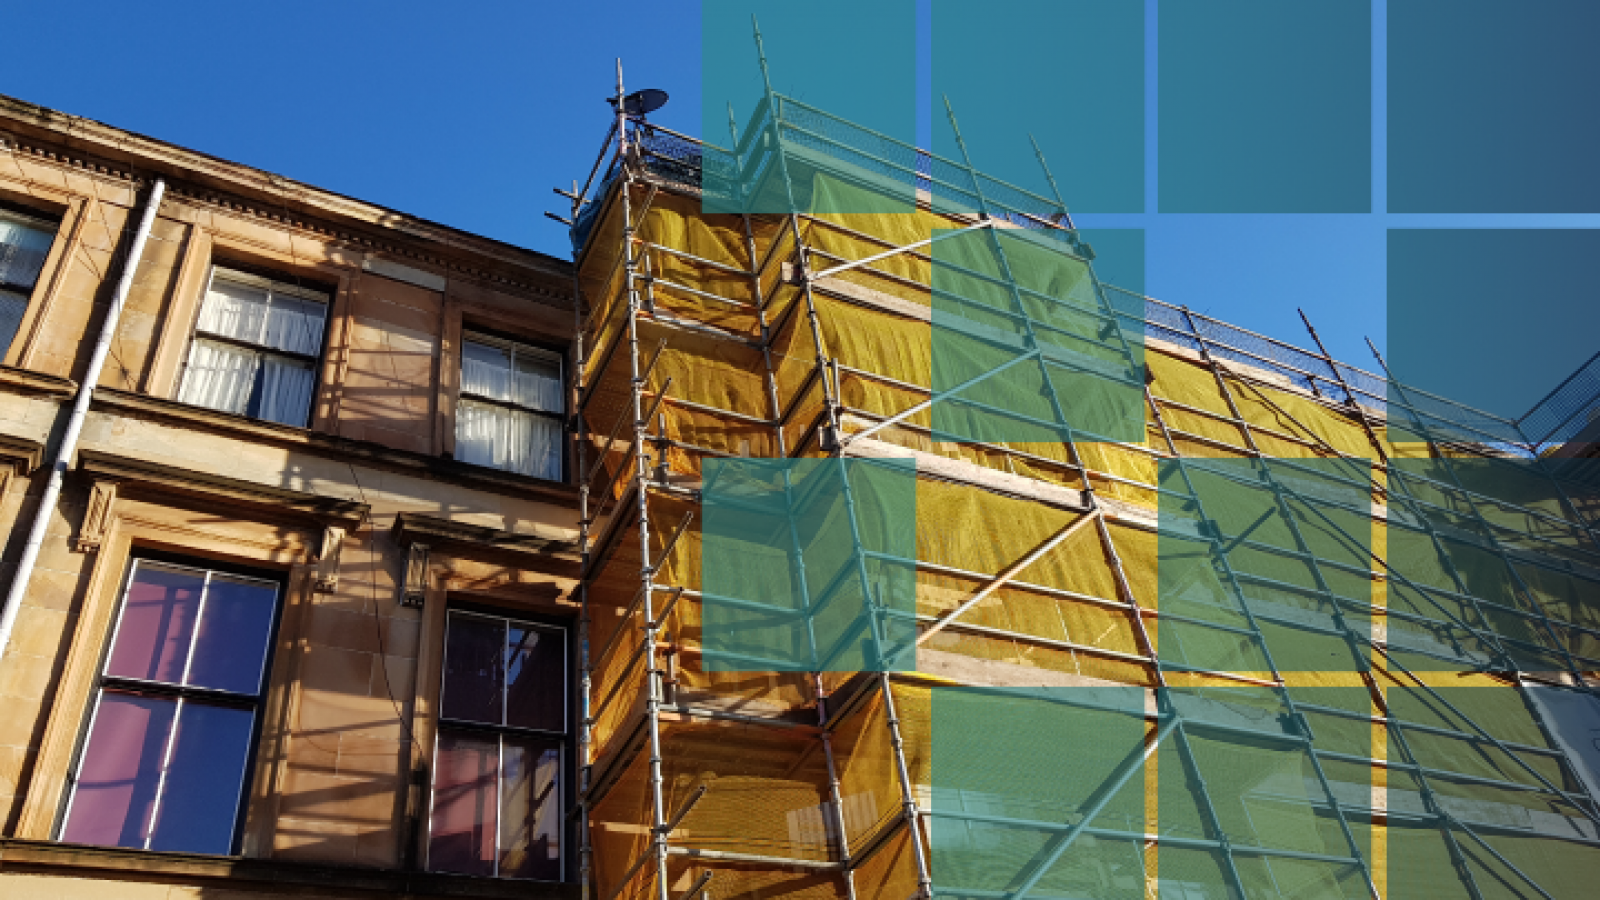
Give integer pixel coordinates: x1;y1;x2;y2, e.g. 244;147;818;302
2;0;1594;418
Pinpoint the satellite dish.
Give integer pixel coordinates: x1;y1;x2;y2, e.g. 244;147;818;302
623;89;669;116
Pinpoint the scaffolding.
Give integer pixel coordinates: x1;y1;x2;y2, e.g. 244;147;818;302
560;49;1600;900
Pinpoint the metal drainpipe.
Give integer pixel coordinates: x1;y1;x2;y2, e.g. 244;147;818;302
0;178;166;660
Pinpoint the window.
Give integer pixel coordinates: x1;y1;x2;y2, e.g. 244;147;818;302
456;333;564;481
177;267;328;427
59;559;279;854
428;610;566;880
0;207;57;351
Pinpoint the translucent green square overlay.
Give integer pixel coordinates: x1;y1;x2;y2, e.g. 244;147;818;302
700;457;916;672
1390;0;1600;214
1160;1;1369;213
929;685;1146;899
1383;458;1600;673
1160;686;1374;900
700;1;916;215
1157;458;1373;676
1384;684;1598;899
930;228;1145;444
930;0;1143;215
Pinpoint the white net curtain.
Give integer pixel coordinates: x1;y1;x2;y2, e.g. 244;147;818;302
457;337;563;481
178;271;327;426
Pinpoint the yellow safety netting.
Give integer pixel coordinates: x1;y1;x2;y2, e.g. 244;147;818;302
574;160;1600;900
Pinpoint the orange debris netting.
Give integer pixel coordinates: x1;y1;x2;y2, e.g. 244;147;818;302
572;154;1600;900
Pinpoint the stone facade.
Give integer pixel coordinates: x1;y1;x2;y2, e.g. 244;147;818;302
0;94;581;900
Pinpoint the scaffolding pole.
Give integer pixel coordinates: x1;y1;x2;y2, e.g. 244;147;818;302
564;59;1600;900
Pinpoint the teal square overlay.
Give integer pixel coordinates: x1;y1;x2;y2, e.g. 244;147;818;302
701;0;916;214
929;685;1372;899
930;228;1145;445
1157;458;1374;678
1383;684;1595;899
1387;229;1600;445
1390;0;1600;213
701;457;916;672
1384;458;1600;673
1158;686;1373;900
931;0;1144;215
1160;0;1370;213
930;685;1147;899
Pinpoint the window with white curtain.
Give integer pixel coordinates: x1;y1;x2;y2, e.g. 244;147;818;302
0;207;59;354
176;268;328;427
456;333;564;481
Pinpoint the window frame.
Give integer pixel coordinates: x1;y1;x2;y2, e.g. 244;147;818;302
455;329;568;482
0;204;59;294
425;607;570;881
57;554;284;855
0;204;63;356
175;265;334;428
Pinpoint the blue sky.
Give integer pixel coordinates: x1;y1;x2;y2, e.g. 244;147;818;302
2;1;1594;420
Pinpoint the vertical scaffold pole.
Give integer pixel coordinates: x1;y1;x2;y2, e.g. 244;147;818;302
1028;133;1075;231
1173;309;1383;900
1363;339;1600;707
942;97;1076;441
747;25;865;898
753;17;844;452
612;58;673;900
879;672;933;900
572;135;602;900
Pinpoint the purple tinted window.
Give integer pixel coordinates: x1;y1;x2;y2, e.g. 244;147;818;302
68;561;279;855
60;691;176;848
105;564;204;684
505;625;564;732
499;737;561;880
428;731;499;876
147;702;255;854
187;575;276;694
442;614;504;725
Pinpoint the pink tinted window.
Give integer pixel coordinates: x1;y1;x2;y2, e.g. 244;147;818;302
442;614;504;725
60;691;176;848
105;564;205;684
505;625;564;732
428;731;499;876
187;575;276;694
499;737;561;880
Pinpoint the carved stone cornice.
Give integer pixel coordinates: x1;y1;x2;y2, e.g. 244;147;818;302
72;450;368;590
390;512;580;611
0;432;44;475
0;364;76;399
75;449;370;529
392;511;581;573
0;93;574;305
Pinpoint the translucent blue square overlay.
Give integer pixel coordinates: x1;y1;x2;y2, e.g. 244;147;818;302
1390;0;1600;213
700;1;916;214
1387;230;1600;445
1160;1;1370;213
700;457;916;672
930;228;1145;445
929;685;1146;899
1156;458;1373;677
1383;458;1600;673
929;685;1371;899
931;0;1143;215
